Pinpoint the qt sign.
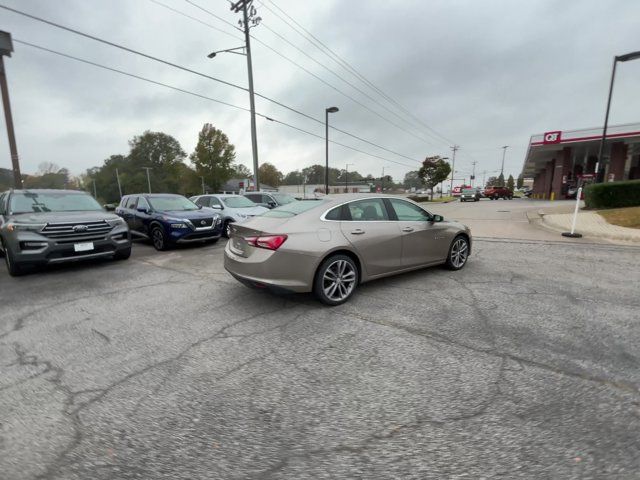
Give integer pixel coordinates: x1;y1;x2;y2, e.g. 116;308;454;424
543;131;562;144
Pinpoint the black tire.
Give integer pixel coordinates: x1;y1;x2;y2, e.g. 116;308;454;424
2;238;25;276
151;226;170;251
313;254;359;306
114;246;132;260
508;196;513;200
445;235;470;271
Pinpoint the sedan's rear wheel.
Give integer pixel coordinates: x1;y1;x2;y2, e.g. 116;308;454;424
314;254;359;306
445;236;469;270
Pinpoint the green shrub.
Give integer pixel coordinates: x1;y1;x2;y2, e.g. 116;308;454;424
584;179;640;209
407;195;430;203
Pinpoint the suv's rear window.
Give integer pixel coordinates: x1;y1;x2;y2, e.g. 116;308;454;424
262;200;327;218
10;191;103;214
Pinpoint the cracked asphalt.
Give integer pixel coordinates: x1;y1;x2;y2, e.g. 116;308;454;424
1;200;640;479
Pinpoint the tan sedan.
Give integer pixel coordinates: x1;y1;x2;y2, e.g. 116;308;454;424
224;194;472;305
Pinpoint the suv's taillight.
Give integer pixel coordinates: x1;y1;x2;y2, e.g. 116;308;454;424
244;235;288;250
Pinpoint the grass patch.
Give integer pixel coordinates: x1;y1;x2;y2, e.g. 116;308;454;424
597;206;640;229
408;195;456;203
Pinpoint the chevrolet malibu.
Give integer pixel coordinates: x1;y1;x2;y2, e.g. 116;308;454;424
224;194;472;305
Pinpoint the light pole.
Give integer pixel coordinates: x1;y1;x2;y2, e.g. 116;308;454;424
596;51;640;183
200;176;205;195
115;168;122;198
209;0;262;191
142;167;152;193
500;146;508;184
0;31;21;188
325;106;339;194
345;163;354;192
449;146;459;196
380;166;386;192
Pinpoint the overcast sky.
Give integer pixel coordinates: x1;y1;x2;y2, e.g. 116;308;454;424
1;0;639;185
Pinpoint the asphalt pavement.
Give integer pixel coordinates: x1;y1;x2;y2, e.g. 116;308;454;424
1;199;640;479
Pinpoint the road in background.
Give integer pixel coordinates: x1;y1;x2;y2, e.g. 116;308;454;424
1;226;639;478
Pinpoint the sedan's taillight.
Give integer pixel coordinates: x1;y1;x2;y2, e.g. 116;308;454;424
244;235;288;250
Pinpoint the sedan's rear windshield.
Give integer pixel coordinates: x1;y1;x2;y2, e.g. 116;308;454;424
262;200;327;218
148;196;198;211
10;191;103;214
222;196;256;208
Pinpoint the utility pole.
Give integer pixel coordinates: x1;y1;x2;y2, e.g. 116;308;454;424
142;167;152;193
115;168;123;198
92;179;97;199
200;176;205;195
345;163;354;192
471;161;477;187
500;146;508;183
449;145;459;195
0;31;22;188
231;0;260;191
481;170;488;188
381;166;386;192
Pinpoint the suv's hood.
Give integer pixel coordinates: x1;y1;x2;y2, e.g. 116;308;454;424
11;211;118;224
160;209;218;220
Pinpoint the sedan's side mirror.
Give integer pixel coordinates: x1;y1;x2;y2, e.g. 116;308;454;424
431;214;444;222
197;204;203;209
211;204;222;210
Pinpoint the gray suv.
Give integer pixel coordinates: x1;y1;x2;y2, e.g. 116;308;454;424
0;189;131;276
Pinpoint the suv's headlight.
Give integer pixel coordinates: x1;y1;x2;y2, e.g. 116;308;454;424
107;217;126;227
5;222;46;232
170;223;188;229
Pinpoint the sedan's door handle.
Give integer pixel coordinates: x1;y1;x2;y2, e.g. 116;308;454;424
402;227;414;232
351;229;365;235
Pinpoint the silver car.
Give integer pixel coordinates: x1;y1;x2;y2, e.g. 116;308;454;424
190;194;269;237
224;194;472;305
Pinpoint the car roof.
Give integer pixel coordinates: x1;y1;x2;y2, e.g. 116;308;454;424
9;189;89;195
125;193;184;197
319;193;422;207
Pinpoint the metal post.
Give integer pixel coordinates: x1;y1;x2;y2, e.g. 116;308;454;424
471;161;477;187
449;145;458;195
500;146;508;181
0;56;21;188
200;176;205;194
142;167;152;193
596;58;617;183
241;2;260;192
381;166;385;192
115;168;122;198
92;179;97;199
562;187;583;238
325;110;329;194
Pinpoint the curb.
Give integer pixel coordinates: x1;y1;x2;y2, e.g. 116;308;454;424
540;213;640;244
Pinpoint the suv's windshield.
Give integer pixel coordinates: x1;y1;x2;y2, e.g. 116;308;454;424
262;200;327;218
9;191;103;214
148;196;198;211
272;193;296;205
222;196;256;208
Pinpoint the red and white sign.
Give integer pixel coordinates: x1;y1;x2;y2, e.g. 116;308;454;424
543;131;562;144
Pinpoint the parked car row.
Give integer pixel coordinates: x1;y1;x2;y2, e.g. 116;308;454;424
1;189;472;305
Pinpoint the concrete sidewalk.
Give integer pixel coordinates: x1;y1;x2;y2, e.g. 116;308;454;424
540;210;640;243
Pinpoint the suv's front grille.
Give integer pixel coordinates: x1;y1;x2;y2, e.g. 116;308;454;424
191;218;213;228
41;221;113;242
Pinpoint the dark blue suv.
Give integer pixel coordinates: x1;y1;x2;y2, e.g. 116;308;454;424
116;194;222;250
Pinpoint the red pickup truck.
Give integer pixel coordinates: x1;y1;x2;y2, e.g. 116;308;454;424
484;186;513;200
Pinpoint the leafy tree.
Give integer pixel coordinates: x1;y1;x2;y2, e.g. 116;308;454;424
23;163;70;189
189;124;235;193
403;170;423;189
300;165;341;185
507;174;515;191
231;163;252;179
129;131;187;193
418;155;451;200
486;176;499;187
258;162;283;187
516;174;524;189
0;168;13;190
283;170;304;185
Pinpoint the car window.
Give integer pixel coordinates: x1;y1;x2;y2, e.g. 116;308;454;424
222;196;256;208
9;191;104;214
119;196;128;207
324;205;343;221
262;199;328;218
147;195;199;211
271;193;296;205
388;198;431;222
244;194;260;203
195;196;210;207
262;194;272;203
126;196;138;209
0;193;6;215
345;198;389;221
209;197;222;208
137;197;150;210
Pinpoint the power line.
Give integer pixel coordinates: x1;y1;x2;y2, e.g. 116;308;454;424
14;39;416;169
1;3;422;164
181;0;441;147
149;0;242;41
261;0;457;147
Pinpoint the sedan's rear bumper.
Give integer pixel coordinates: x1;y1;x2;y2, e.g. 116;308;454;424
223;242;319;293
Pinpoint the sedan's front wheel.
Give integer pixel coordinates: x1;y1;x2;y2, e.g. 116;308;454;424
314;254;359;306
445;235;469;270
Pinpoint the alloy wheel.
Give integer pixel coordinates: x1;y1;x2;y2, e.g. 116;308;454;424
322;259;357;302
152;228;164;250
450;238;468;268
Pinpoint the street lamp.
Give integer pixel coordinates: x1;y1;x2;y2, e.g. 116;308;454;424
596;50;640;183
325;106;339;194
